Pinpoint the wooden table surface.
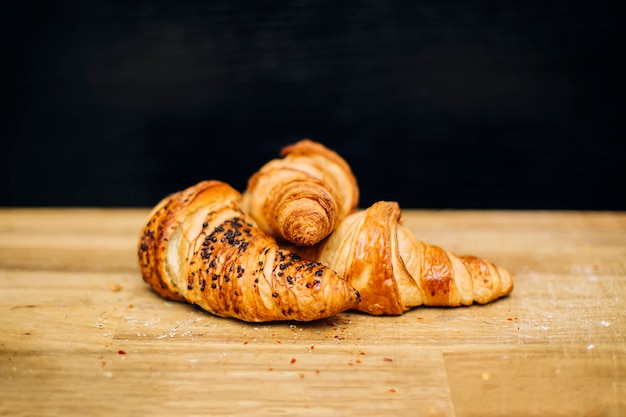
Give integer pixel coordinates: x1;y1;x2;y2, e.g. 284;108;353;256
1;208;624;417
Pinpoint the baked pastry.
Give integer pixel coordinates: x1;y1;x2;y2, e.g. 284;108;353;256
292;201;514;315
138;180;361;322
242;139;359;246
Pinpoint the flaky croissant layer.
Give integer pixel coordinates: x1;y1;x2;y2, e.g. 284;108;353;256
138;180;361;322
291;201;514;315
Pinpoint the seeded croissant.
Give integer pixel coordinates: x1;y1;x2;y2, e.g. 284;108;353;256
242;139;359;246
292;201;513;315
138;180;361;322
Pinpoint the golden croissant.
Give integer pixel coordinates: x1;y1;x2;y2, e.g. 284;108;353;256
242;139;359;246
291;201;514;315
138;180;361;322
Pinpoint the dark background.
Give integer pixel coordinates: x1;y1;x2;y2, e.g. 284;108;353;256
4;1;624;210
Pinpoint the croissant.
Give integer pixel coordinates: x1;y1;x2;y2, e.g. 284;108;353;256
241;139;359;246
138;180;361;322
291;201;514;315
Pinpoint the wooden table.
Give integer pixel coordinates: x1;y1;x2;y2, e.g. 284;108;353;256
1;208;624;416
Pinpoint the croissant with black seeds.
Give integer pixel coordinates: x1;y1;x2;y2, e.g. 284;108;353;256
138;180;361;322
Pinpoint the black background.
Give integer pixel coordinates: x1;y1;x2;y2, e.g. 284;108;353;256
5;1;624;210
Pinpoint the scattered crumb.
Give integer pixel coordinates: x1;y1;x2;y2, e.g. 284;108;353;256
383;357;393;362
143;318;160;326
108;282;122;292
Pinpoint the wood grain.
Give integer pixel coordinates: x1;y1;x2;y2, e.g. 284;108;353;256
1;209;624;416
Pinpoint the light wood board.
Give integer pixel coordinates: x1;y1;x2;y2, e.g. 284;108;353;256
1;208;624;416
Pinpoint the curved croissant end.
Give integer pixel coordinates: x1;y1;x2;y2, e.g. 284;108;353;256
242;139;359;246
